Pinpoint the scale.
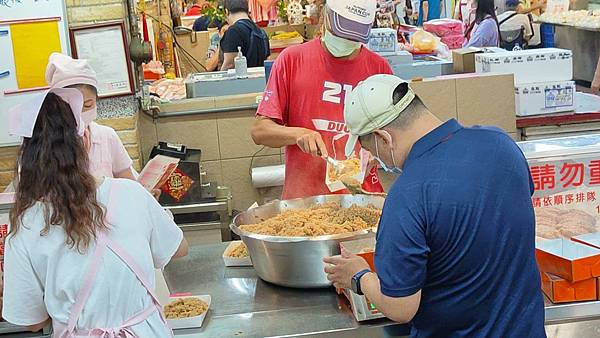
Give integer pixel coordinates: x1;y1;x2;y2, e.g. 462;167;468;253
337;237;386;321
185;67;266;98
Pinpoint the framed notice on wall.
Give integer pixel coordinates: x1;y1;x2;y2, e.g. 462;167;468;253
69;21;134;98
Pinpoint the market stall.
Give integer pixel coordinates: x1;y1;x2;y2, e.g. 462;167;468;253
539;8;600;83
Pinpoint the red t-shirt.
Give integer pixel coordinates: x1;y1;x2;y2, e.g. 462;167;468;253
257;39;393;199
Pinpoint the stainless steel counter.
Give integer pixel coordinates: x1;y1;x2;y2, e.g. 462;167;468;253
164;243;600;338
163;243;410;337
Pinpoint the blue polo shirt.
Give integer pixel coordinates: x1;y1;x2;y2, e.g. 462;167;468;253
375;119;546;338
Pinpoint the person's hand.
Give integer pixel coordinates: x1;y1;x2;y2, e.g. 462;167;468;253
296;129;328;158
323;250;371;289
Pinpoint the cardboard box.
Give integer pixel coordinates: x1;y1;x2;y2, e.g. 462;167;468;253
452;47;505;74
475;48;573;85
411;77;457;122
410;73;516;133
541;271;597;303
455;73;516;133
536;238;600;283
515;81;576;116
175;30;211;76
452;48;482;73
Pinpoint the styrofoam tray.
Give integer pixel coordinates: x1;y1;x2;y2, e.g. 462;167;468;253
165;295;211;330
223;241;252;267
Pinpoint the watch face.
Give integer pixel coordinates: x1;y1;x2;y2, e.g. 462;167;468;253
351;276;359;294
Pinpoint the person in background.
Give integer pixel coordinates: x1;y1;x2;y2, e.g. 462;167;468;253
193;15;223;31
220;0;270;70
206;23;230;71
251;0;392;199
192;0;224;31
170;0;184;26
185;0;208;16
498;0;534;46
453;0;475;31
394;0;413;24
324;74;546;338
417;0;441;25
464;0;500;47
3;89;188;335
517;0;546;16
45;53;136;180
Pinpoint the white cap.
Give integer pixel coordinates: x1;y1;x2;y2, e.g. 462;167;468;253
9;88;85;138
45;52;97;89
344;74;416;157
326;0;377;43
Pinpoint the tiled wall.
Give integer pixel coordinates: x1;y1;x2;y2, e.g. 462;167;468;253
139;73;519;211
139;110;284;211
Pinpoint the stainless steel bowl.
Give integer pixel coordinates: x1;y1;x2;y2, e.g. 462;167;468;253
230;194;384;288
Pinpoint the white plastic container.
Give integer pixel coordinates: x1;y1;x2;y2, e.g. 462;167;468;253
165;295;211;330
223;240;252;267
515;80;576;116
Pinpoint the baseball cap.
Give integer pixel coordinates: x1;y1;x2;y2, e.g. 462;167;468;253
326;0;377;44
344;74;416;157
45;52;98;89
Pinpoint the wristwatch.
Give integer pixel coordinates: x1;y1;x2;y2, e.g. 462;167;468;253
351;269;372;295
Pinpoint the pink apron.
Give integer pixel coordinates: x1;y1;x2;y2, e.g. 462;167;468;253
53;184;173;338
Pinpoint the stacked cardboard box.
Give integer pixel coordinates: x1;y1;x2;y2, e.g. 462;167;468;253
474;48;576;117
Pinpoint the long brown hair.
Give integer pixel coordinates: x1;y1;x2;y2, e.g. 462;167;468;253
9;93;106;252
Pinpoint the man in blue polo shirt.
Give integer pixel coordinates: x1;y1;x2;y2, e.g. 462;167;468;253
324;74;546;337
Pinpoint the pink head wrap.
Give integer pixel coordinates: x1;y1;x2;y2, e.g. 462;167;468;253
45;52;98;89
8;88;85;138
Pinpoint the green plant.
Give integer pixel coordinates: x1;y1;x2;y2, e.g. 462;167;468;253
201;0;226;24
277;0;288;23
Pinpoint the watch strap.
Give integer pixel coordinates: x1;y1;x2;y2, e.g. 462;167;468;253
353;268;372;295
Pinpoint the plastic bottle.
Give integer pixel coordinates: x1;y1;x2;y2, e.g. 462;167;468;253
234;46;248;78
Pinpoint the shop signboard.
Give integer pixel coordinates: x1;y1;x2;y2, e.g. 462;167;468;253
519;135;600;240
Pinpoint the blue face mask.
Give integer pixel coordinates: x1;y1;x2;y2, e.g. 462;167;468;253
375;131;403;175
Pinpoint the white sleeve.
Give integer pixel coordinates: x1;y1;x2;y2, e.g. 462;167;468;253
143;187;184;269
2;234;48;326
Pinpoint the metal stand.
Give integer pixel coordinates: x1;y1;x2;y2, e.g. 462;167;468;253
165;199;233;242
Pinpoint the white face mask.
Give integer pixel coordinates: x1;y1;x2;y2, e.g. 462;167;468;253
374;131;403;175
321;31;362;57
81;106;97;127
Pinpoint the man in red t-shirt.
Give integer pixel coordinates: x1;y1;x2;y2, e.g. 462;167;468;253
251;0;393;199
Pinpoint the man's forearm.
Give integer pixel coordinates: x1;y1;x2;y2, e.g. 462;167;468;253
251;118;307;148
361;272;419;324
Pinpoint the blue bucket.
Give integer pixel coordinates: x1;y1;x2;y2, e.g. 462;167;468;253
264;60;275;82
541;24;555;48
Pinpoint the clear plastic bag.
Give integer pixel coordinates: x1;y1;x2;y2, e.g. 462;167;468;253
411;29;440;53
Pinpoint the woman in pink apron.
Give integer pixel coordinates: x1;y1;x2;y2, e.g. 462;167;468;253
45;53;136;180
2;89;188;337
2;54;137;194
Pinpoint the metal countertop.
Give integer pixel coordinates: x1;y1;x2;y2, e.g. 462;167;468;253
163;243;600;338
163;243;410;337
